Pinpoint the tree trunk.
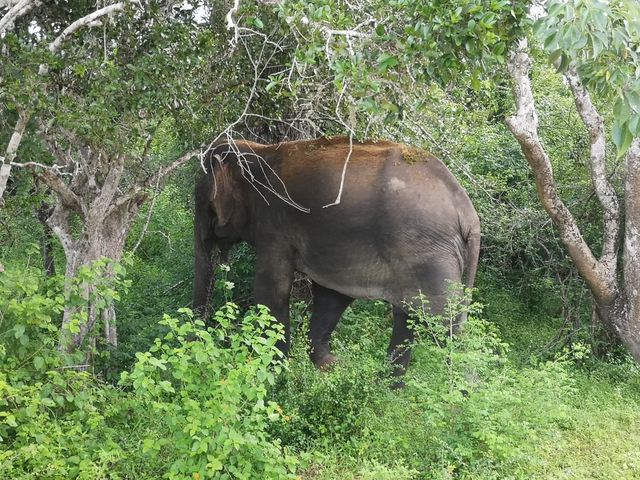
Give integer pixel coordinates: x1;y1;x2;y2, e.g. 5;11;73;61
622;139;640;360
51;195;143;355
506;47;640;362
36;202;56;276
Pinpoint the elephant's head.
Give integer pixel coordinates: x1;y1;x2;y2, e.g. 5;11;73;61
209;151;251;241
192;146;250;314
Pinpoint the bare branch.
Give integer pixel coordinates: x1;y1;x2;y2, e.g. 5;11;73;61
0;0;40;37
48;2;126;54
0;109;29;203
112;148;200;215
564;65;620;273
226;0;241;37
323;133;353;208
38;2;128;76
10;161;70;173
130;173;161;256
323;81;355;208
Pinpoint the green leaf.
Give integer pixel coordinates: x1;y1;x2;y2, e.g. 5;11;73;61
613;119;633;157
614;97;631;122
33;356;45;370
13;324;25;339
544;31;558;50
376;53;398;73
208;457;223;472
548;49;562;65
624;89;640;113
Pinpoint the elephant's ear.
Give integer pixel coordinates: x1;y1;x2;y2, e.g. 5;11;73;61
212;159;237;227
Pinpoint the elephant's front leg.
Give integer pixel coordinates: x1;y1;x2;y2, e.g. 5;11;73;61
253;252;295;356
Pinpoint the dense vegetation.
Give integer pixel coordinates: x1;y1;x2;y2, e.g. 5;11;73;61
2;1;640;479
3;65;640;478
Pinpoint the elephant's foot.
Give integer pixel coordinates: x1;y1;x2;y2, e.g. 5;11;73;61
312;352;338;371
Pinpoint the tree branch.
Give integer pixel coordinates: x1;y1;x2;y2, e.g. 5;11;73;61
39;2;128;75
564;65;620;275
110;148;200;216
48;2;126;54
0;109;29;203
505;48;616;304
0;0;40;37
38;169;84;215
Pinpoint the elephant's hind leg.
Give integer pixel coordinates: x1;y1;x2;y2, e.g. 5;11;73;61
388;306;414;380
308;282;353;370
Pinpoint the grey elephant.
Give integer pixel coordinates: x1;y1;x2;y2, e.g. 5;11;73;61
193;136;480;377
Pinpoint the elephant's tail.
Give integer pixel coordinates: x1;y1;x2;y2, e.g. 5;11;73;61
454;222;480;330
463;226;480;293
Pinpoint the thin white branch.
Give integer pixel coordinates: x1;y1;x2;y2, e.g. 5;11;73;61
323;81;355;208
0;0;40;37
115;148;201;214
10;160;70;172
38;2;128;76
226;0;241;45
130;173;161;256
48;2;126;54
0;109;29;203
323;134;353;208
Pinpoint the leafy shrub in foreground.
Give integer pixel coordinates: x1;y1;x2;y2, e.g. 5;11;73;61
1;262;297;478
120;305;298;479
362;293;576;477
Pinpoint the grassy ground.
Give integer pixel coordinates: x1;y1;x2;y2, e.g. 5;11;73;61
285;280;640;480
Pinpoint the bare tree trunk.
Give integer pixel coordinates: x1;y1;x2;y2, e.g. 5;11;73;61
622;139;640;359
53;199;142;354
505;47;640;362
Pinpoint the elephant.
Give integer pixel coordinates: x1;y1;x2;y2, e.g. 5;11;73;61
193;136;480;377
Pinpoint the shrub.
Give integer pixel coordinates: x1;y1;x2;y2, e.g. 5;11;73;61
119;305;298;479
1;260;297;479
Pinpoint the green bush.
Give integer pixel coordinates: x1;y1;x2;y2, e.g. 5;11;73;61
119;305;298;479
1;262;297;479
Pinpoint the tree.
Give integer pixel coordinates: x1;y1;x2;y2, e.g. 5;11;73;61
0;1;215;355
506;0;640;359
1;0;316;358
